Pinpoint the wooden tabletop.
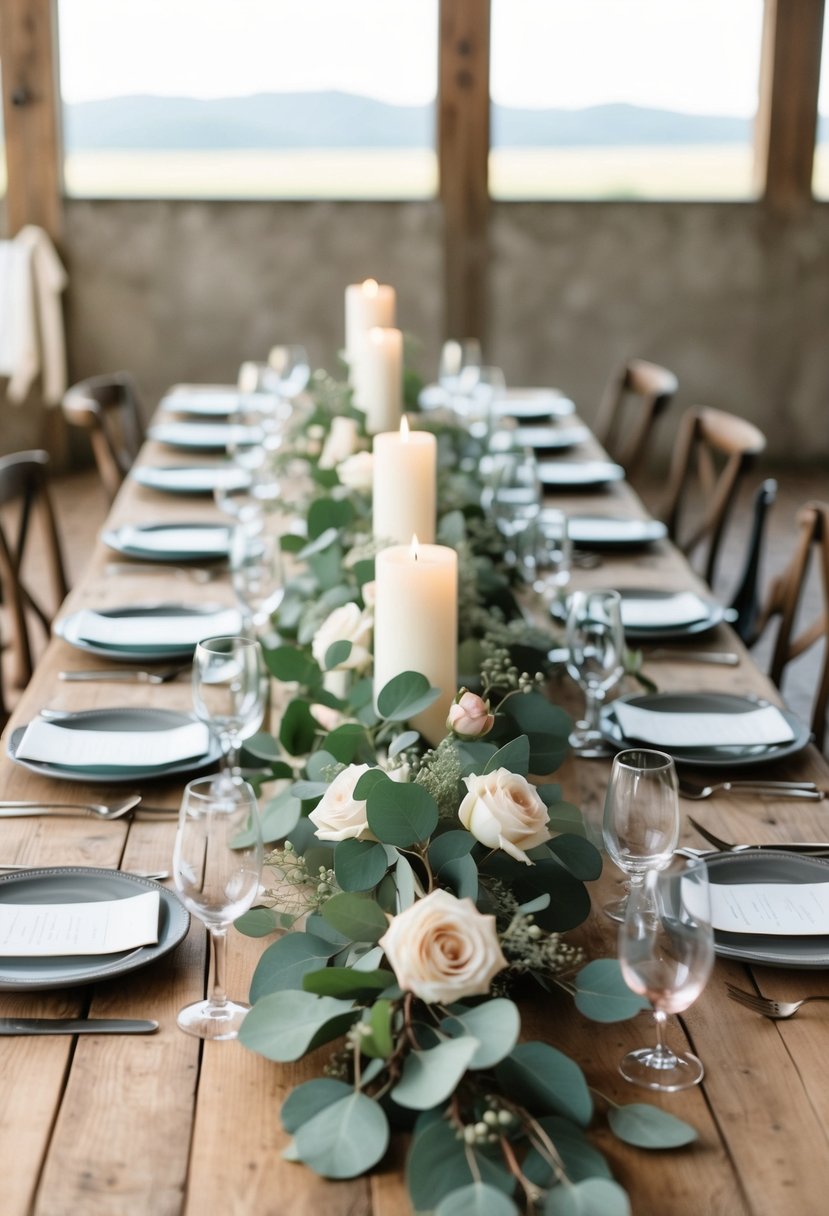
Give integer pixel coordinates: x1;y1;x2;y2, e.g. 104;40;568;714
1;417;828;1216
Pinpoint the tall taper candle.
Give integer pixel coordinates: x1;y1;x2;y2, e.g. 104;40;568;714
344;279;396;369
373;417;437;544
353;326;404;434
374;540;457;745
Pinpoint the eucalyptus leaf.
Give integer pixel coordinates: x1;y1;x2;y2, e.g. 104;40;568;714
307;495;356;540
495;1043;593;1127
352;557;375;587
305;912;350;946
544;1179;631;1216
302;967;395;1000
294;1091;389;1179
239;990;358;1062
353;768;390;800
573;960;650;1023
428;830;476;872
392;1037;480;1110
406;1118;516;1212
321;892;390;943
334;839;391;892
438;855;478;900
545;802;588;838
547;835;603;881
376;670;441;721
297;525;339;558
352;945;385;972
367;781;439;848
324;722;369;763
455;739;498;776
483;735;530;777
436;1183;518;1216
279;698;318;756
234;907;283;938
249;931;338;1001
306;748;339;782
510;860;592;932
264;646;322;688
290;779;330;801
607;1103;697;1149
325;639;353;670
522;1116;613;1188
361;997;395;1059
395;852;417;910
281;1077;351;1133
441;999;520;1069
389;729;420;758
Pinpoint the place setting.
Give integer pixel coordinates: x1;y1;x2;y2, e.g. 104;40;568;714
158;383;248;416
537;456;626;490
102;521;233;563
55;602;244;663
554;512;668;549
616;586;728;641
131;462;253;497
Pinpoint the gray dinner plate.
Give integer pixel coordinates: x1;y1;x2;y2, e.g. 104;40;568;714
148;422;259;452
0;868;190;991
8;707;222;784
556;515;668;550
600;692;811;770
132;464;252;496
704;850;829;968
55;603;236;662
616;587;726;641
493;388;576;420
102;522;231;563
538;459;625;489
493;424;590;453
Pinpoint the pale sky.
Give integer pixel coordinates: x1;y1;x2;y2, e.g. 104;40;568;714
59;0;770;117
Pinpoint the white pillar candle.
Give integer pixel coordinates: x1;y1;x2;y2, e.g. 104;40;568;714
353;327;403;435
373;417;437;545
374;540;457;745
344;279;396;369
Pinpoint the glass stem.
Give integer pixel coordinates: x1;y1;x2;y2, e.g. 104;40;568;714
226;733;241;778
653;1009;673;1061
208;927;229;1011
584;685;603;731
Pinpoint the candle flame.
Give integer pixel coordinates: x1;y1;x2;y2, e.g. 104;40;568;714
363;278;379;297
400;416;410;441
410;534;419;561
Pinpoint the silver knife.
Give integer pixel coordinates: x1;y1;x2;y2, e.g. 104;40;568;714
646;649;740;666
59;670;158;683
0;1018;159;1035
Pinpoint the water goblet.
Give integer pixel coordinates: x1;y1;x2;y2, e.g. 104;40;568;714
520;508;572;617
173;775;263;1040
602;748;680;922
484;446;542;565
231;521;285;636
268;344;311;400
565;589;625;757
455;363;505;437
438;338;482;403
618;854;714;1090
192;635;265;776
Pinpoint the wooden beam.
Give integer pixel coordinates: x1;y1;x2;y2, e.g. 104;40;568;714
0;0;62;239
438;0;490;344
755;0;826;211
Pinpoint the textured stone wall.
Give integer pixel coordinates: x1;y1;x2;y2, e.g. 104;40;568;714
2;198;828;467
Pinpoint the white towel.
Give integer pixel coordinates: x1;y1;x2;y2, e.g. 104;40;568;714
0;225;68;405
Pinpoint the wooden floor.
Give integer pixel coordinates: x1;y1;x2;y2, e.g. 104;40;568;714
2;462;826;735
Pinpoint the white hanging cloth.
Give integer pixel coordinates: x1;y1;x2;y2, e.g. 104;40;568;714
0;225;68;405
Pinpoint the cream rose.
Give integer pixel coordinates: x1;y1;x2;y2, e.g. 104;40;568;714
458;768;550;865
312;602;373;672
319;416;359;469
309;763;372;842
379;889;507;1004
447;690;495;739
337;451;374;492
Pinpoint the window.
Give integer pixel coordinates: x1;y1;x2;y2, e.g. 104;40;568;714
57;0;437;200
813;13;829;197
489;0;764;201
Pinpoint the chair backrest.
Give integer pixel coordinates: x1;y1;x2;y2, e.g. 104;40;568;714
0;450;69;705
661;406;766;587
756;501;829;749
728;478;778;644
594;358;678;479
62;373;145;502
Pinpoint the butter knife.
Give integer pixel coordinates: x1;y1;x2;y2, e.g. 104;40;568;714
0;1018;159;1035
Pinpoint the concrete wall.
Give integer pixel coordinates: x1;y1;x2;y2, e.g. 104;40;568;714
2;198;828;467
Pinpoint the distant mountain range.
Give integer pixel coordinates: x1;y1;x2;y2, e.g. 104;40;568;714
63;91;774;151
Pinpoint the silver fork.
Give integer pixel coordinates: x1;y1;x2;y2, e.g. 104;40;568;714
679;779;822;801
59;664;190;684
726;984;829;1020
0;794;142;820
688;815;829;855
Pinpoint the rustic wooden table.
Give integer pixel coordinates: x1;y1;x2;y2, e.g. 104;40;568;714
1;421;828;1216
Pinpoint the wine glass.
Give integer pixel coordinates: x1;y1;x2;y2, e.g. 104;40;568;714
173;775;263;1040
268;344;311;400
618;854;714;1090
602;748;680;922
565;589;625;757
484;447;542;565
455;363;505;436
192;635;266;776
438;338;482;403
520;508;572;617
231;521;284;636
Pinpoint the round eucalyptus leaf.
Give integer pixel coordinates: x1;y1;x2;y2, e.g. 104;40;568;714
522;1116;612;1187
390;729;420;758
325;639;353;670
376;670;441;721
249;931;338;1001
235;906;285;938
545;1178;631;1216
494;1042;593;1127
441;999;520;1069
334;839;391;892
367;780;439;847
406;1118;516;1213
294;1091;390;1179
547;834;603;881
428;830;476;871
281;1078;351;1133
608;1103;698;1149
573;960;650;1023
483;735;530;777
436;1183;518;1216
302;967;394;1000
321;892;390;942
392;1036;480;1110
238;990;358;1062
260;790;302;843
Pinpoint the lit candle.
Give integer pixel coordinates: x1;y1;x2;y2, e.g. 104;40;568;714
353;326;403;435
373;417;437;544
344;279;396;369
374;538;457;745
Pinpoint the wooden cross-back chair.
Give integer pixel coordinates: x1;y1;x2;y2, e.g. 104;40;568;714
594;358;678;480
62;372;145;503
755;501;829;750
662;406;766;588
0;451;69;722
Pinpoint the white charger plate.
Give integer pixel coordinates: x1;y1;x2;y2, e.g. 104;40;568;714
102;522;231;563
132;465;252;497
55;602;239;662
538;460;625;489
